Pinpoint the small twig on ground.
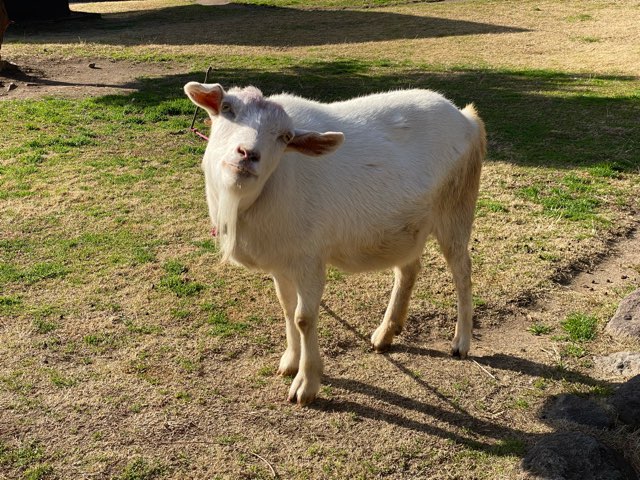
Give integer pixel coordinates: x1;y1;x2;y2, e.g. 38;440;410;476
472;359;497;380
249;451;278;479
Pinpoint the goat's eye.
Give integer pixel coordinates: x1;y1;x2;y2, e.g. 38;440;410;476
220;102;233;115
280;132;294;144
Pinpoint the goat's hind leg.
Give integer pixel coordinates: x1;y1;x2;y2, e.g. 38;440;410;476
436;235;473;359
371;259;421;353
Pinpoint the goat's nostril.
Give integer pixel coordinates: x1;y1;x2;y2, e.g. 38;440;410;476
237;146;260;162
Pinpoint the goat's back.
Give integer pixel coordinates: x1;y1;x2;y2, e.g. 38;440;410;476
271;89;480;192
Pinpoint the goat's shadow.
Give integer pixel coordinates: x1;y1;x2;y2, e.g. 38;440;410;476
315;302;624;466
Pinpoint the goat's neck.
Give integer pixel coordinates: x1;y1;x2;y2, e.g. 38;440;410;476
219;163;296;265
213;171;278;261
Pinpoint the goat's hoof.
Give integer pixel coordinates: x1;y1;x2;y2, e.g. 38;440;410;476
372;342;391;354
371;325;396;353
451;348;468;359
277;350;299;377
451;335;470;359
287;373;319;406
277;364;298;377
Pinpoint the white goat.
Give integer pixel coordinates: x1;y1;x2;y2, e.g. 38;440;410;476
184;82;486;405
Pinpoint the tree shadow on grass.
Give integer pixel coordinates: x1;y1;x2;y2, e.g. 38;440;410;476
90;60;640;173
7;3;529;47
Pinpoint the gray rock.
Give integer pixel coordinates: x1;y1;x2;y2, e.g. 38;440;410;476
607;289;640;340
610;375;640;430
542;394;613;429
521;431;637;480
595;352;640;378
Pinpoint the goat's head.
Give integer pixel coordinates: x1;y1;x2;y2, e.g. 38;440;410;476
184;82;344;197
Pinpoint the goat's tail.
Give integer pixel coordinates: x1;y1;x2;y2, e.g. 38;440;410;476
462;103;487;156
460;102;486;183
461;103;486;183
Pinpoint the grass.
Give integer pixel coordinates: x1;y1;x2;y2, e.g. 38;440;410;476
159;260;206;297
0;440;53;479
1;0;639;479
117;458;166;480
561;313;598;342
527;323;553;336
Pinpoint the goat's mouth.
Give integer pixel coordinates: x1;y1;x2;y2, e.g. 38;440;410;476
223;161;258;178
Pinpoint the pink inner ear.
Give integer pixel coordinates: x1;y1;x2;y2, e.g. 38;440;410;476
192;89;222;114
288;132;342;156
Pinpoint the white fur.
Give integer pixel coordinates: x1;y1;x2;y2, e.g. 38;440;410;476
184;82;486;405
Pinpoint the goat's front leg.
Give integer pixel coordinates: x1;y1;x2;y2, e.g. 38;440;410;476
273;274;300;376
288;264;325;406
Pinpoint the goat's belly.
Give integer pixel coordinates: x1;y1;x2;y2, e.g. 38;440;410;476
328;230;427;273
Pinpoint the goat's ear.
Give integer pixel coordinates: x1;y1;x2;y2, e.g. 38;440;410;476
184;82;225;116
286;131;344;156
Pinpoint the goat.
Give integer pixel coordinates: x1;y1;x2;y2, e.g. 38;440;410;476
184;82;486;405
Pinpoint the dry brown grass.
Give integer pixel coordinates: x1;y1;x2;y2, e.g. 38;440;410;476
1;1;639;479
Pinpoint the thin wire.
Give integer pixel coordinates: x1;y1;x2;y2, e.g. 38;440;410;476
189;66;213;141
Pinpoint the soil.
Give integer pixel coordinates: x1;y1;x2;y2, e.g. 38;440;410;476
474;223;640;380
0;55;187;100
522;225;640;345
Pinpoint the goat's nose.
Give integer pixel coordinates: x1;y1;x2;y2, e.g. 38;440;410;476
237;146;261;162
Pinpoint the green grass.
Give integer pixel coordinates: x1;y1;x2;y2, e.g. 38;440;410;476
562;343;587;358
561;312;598;342
0;440;52;479
117;458;166;480
159;260;206;297
527;323;553;336
205;304;250;337
510;398;530;410
32;318;58;334
0;295;23;314
47;368;76;388
476;198;509;215
0;262;68;287
566;13;593;22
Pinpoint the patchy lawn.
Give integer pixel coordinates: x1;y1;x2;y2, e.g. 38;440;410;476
1;1;639;478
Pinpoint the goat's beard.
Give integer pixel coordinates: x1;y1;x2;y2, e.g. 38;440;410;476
216;189;241;263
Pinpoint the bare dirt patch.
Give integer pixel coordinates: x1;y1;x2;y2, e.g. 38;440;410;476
0;55;187;99
480;221;640;362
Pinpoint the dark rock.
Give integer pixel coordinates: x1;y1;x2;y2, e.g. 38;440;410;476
521;431;637;480
607;289;640;340
542;394;613;429
595;352;640;378
610;375;640;430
